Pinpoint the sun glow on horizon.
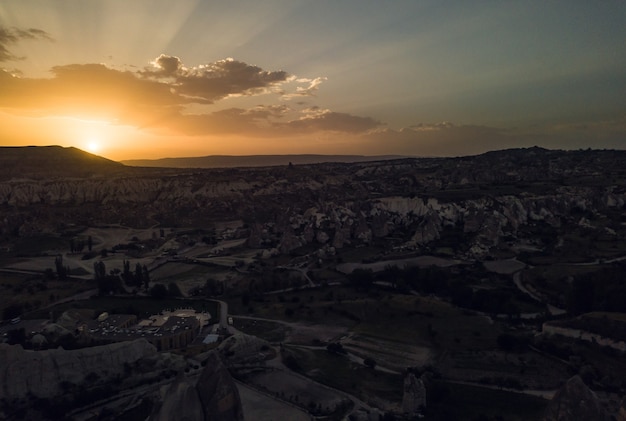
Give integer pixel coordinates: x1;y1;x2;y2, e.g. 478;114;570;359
85;139;101;154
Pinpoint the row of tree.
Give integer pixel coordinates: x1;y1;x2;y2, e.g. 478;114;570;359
69;236;92;254
94;260;150;295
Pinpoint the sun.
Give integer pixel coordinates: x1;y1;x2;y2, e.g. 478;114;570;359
85;139;101;154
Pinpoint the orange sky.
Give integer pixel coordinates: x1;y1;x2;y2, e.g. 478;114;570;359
1;1;625;160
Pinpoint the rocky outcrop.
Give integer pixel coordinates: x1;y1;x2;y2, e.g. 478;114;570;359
150;373;205;421
3;148;626;258
402;373;426;415
218;332;272;365
543;375;609;421
149;351;243;421
617;396;626;421
0;339;156;400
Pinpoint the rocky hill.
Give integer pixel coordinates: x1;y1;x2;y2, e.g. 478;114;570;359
149;351;243;421
0;146;130;181
1;147;625;258
0;339;156;401
0;339;244;420
543;375;610;421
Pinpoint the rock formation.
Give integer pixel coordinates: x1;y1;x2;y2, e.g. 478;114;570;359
149;351;243;421
543;375;609;421
0;339;156;400
402;372;426;415
218;332;272;365
3;147;626;257
617;396;626;421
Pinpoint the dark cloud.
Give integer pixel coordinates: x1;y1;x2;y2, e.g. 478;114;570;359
142;55;289;103
150;54;184;77
0;26;52;62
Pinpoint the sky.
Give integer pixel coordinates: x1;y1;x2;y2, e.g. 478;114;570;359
0;1;624;160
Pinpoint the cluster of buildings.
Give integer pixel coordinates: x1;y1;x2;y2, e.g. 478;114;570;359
80;309;211;351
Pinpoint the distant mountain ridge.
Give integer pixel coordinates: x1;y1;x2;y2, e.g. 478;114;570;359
121;154;409;168
0;146;127;180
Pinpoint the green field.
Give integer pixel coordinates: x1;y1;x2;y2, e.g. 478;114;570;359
424;381;549;420
285;346;404;404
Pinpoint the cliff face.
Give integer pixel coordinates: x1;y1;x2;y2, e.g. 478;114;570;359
2;148;626;257
0;339;156;400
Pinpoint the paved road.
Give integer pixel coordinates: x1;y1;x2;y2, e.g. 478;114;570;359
512;271;566;316
214;299;234;333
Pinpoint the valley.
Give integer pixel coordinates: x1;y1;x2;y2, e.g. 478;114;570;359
1;146;626;420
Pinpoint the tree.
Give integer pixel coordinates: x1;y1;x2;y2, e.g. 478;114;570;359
97;275;122;296
93;261;106;281
122;260;133;285
204;278;223;296
348;268;374;290
150;284;168;299
326;342;347;354
567;276;595;315
55;255;69;280
241;292;250;306
167;282;182;297
142;265;150;290
134;263;143;288
3;303;22;320
497;333;530;354
7;328;26;345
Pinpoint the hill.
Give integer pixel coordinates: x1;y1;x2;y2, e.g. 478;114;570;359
121;154;408;168
0;146;128;180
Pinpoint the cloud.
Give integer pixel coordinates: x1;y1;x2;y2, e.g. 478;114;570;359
141;55;289;102
150;54;185;77
162;105;381;137
0;54;384;140
283;109;382;133
282;76;327;99
0;26;53;62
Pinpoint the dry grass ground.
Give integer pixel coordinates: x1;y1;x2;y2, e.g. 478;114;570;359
237;381;312;421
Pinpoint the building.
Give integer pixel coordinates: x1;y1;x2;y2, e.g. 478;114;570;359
84;309;209;351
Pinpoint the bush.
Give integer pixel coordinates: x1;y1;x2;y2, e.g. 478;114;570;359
326;342;347;355
167;282;182;297
363;358;377;369
149;284;168;299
